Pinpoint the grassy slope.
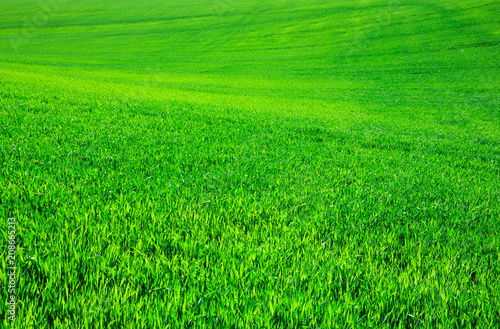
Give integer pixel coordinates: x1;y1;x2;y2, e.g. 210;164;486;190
1;0;499;327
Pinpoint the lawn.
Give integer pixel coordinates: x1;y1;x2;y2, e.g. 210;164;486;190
1;0;499;327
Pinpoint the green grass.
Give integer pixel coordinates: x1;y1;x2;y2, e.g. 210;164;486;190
1;0;499;327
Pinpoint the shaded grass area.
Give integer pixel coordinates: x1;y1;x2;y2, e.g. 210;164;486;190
0;0;499;327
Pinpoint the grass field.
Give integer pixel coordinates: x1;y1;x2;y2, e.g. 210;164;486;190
1;0;499;327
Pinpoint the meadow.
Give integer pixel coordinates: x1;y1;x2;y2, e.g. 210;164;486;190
1;0;499;327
